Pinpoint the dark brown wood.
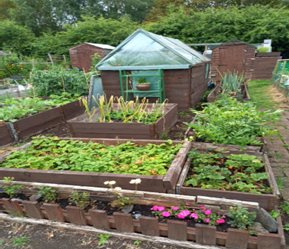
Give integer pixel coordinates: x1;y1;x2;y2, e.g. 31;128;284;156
61;100;85;121
22;201;44;219
226;228;249;249
195;224;216;245
0;123;14;146
167;220;187;241
89;210;110;230
13;107;63;139
113;212;134;232
66;206;87;225
257;233;281;249
139;216;159;236
43;203;65;222
256;52;281;57
2;198;23;216
207;84;220;103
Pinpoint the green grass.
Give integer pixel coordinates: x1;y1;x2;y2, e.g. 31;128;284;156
11;236;30;248
247;80;281;109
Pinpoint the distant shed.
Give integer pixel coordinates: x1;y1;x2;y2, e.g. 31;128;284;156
211;41;281;81
96;29;211;111
69;43;115;72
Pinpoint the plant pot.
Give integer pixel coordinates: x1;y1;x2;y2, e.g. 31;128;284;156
135;84;151;91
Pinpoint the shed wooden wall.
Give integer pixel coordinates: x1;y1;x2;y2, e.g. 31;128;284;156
100;66;209;111
69;44;107;72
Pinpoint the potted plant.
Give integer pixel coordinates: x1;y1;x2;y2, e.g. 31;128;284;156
135;77;151;91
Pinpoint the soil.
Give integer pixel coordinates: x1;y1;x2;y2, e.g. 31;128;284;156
269;85;289;109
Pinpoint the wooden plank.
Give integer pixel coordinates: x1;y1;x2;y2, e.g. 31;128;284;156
2;198;23;216
61;100;85;121
139;216;159;236
196;224;216;245
43;203;65;222
167;220;187;241
89;210;110;230
22;201;44;219
225;228;249;249
66;206;87;225
257;233;281;249
113;212;134;232
0;123;14;146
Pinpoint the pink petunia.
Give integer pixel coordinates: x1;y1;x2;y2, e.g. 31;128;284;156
185;203;190;206
222;215;226;218
199;206;205;210
204;210;212;215
157;206;165;211
151;206;159;211
177;210;191;219
190;213;198;219
204;219;210;223
172;206;180;211
217;219;225;224
162;211;170;217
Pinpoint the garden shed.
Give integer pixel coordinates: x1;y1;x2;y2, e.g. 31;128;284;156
211;40;281;81
95;29;211;111
69;43;115;72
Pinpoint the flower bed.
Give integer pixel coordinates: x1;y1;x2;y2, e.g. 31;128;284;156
0;137;190;192
0;181;285;249
176;145;280;211
67;102;178;139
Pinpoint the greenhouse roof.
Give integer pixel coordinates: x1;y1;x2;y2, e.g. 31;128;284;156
96;29;210;70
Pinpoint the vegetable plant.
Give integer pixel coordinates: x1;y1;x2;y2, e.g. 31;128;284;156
227;205;256;230
0;137;182;176
38;187;58;203
69;191;90;208
184;149;272;194
217;69;245;96
185;96;282;148
2;177;22;198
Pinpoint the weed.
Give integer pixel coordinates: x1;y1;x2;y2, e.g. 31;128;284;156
0;239;4;244
277;133;284;142
282;144;288;149
227;206;256;231
280;201;289;215
283;224;289;231
269;210;280;219
38;187;58;203
134;240;142;245
161;132;168;140
69;191;90;208
11;236;30;248
97;234;112;246
2;177;22;198
179;111;190;118
276;177;286;191
275;152;284;159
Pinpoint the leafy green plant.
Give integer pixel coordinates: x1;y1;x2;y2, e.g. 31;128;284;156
227;205;256;230
269;210;280;219
257;47;269;53
134;240;142;245
185;96;282;148
69;191;90;209
1;137;182;176
283;224;289;231
89;54;101;72
280;201;289;215
2;177;22;198
11;236;30;248
217;69;245;96
136;77;150;84
38;187;58;203
97;234;112;246
43;92;81;106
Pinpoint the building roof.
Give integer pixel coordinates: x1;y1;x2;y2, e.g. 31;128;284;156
96;29;210;70
69;43;115;50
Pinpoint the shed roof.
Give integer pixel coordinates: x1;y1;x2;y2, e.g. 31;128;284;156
96;29;210;70
69;43;115;50
212;40;256;50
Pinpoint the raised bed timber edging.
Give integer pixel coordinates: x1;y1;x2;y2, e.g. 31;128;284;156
0;138;190;193
0;122;14;146
67;103;178;139
176;146;280;211
0;182;285;249
60;100;85;121
207;84;250;103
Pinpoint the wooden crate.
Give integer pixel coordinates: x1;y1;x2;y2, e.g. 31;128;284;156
67;103;178;139
176;145;279;211
0;138;190;193
0;123;14;146
0;182;285;249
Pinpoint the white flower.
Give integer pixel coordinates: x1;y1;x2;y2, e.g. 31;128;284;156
129;179;136;184
104;181;109;185
135;178;141;184
109;181;116;185
114;187;122;192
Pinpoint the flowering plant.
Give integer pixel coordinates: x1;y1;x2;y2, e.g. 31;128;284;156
151;204;226;226
104;179;141;209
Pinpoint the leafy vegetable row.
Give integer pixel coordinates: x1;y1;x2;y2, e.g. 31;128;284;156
0;137;182;176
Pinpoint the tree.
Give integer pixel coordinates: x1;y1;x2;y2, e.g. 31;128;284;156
0;0;17;20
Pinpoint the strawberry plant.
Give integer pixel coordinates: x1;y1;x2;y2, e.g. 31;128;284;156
184;149;272;194
0;137;182;176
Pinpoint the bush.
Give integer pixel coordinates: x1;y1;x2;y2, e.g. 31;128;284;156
257;47;270;53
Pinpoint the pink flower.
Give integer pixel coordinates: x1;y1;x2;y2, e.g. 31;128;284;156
185;203;190;206
157;206;165;211
204;219;210;223
217;219;225;224
162;212;170;217
190;213;198;219
199;206;205;210
204;210;212;215
222;215;226;218
151;206;159;211
177;210;191;219
187;220;190;222
172;206;179;211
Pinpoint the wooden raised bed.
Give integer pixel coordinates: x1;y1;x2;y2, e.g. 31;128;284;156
67;103;178;139
207;84;250;103
0;122;14;146
0;138;190;193
60;100;85;121
176;144;280;211
0;182;285;249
